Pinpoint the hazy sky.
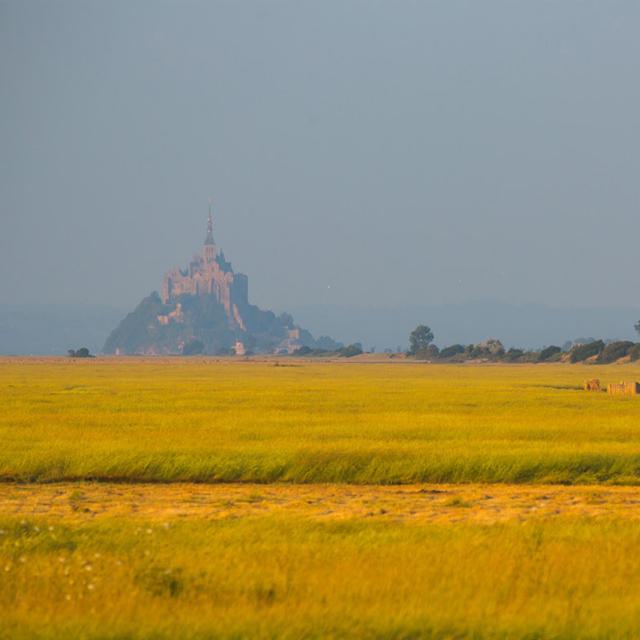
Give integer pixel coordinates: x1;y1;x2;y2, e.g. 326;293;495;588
2;1;639;313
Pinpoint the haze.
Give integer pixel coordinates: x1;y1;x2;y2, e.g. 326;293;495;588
2;1;639;317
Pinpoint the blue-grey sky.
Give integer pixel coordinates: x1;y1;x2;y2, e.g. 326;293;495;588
1;1;639;313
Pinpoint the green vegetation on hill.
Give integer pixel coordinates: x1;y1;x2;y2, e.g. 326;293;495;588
103;292;170;355
103;292;334;355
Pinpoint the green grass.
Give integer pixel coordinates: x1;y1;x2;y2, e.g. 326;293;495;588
2;359;640;484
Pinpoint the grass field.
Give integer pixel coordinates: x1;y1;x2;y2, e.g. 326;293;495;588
2;357;640;638
2;358;640;484
4;483;640;638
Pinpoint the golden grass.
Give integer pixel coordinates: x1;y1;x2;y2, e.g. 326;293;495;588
2;358;640;484
4;484;640;638
5;358;640;637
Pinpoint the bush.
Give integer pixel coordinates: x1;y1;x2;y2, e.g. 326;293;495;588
569;340;605;363
439;344;465;359
468;339;505;360
539;346;562;362
338;344;363;358
504;348;524;362
67;347;93;358
598;341;635;364
415;344;440;360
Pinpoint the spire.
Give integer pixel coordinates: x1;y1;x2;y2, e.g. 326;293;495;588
205;198;215;245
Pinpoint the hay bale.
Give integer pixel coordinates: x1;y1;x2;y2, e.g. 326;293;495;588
607;381;640;396
583;379;601;392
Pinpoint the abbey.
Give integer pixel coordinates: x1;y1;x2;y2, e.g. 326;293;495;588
104;204;340;356
161;206;248;331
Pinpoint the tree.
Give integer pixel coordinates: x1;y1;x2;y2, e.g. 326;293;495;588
539;345;561;362
68;347;92;358
409;325;434;355
338;343;363;358
414;343;439;360
597;341;634;364
635;320;640;337
439;344;465;359
569;340;605;363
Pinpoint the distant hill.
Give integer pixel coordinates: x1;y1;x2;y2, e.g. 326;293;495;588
103;291;325;355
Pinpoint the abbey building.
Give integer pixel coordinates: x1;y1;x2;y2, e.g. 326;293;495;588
161;206;248;331
103;204;339;356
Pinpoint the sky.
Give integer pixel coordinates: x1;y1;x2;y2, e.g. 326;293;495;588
1;1;639;314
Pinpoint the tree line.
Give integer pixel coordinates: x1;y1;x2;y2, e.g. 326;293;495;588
408;322;640;364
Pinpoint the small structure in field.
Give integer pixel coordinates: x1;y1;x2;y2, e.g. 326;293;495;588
584;379;601;392
607;381;640;396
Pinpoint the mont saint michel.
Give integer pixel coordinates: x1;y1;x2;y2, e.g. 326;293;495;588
104;205;338;355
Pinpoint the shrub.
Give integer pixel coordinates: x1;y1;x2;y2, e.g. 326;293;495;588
415;344;440;360
439;344;465;359
67;347;93;358
598;341;635;364
338;344;363;358
504;348;524;362
569;340;605;363
469;339;505;360
539;346;562;362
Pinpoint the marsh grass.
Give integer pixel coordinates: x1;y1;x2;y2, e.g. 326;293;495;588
3;357;640;637
2;359;640;484
3;513;640;638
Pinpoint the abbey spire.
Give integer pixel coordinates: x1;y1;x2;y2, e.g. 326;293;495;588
205;198;215;246
161;201;236;305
